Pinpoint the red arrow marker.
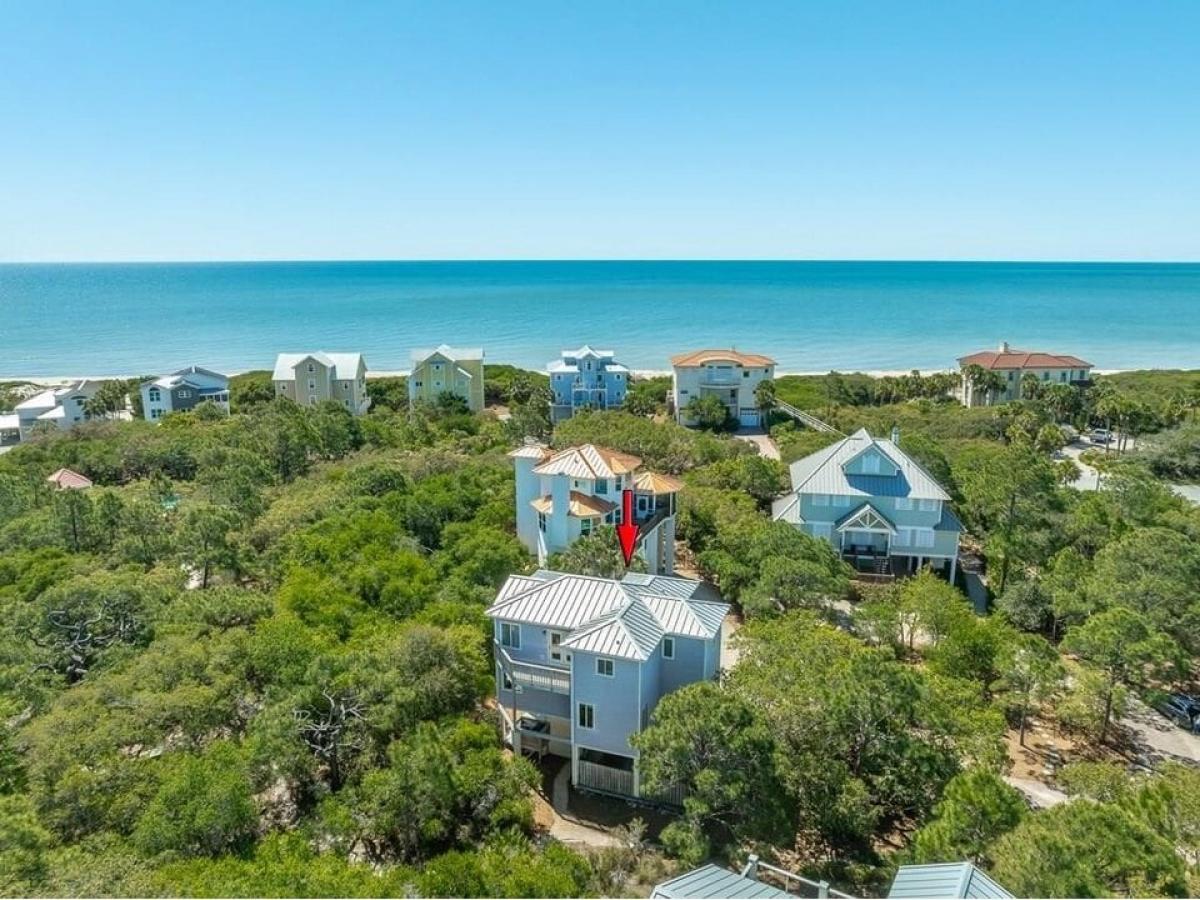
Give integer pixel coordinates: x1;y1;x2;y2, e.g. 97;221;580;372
616;489;638;567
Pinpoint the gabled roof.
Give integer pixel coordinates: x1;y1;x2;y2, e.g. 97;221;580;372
47;468;93;490
651;864;795;899
273;352;365;381
887;863;1012;899
530;491;617;518
786;429;951;502
958;348;1091;370
671;348;776;368
486;571;728;661
410;344;484;364
835;503;896;533
532;444;642;479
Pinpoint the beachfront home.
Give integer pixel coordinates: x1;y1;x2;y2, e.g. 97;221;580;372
548;345;629;422
139;367;230;421
958;341;1093;406
407;345;485;412
14;380;104;441
511;442;681;573
488;569;727;801
272;352;370;414
670;349;776;428
772;427;962;581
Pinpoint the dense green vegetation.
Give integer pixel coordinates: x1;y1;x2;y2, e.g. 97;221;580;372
2;365;1200;897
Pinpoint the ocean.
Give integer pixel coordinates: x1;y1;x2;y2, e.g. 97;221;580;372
1;261;1198;377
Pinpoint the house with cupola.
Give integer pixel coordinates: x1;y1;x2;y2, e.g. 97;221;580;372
510;442;681;574
488;569;727;801
772;427;962;581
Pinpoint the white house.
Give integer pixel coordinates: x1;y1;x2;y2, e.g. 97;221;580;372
14;380;104;441
489;569;727;801
139;367;230;421
670;349;776;428
548;345;630;422
773;427;962;581
511;442;681;574
272;352;370;414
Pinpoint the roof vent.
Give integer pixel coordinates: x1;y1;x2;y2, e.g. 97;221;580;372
890;426;900;445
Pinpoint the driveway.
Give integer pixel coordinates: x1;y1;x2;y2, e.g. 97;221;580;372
734;427;780;460
1123;697;1200;766
1059;440;1102;491
1003;776;1068;808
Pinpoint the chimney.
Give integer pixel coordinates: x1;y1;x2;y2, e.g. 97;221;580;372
891;426;900;445
999;340;1010;353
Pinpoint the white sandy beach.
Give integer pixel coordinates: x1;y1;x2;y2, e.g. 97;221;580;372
4;367;1133;387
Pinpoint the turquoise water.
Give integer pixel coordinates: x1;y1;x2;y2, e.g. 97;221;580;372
1;261;1198;376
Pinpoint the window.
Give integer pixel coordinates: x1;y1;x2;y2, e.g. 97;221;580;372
148;388;161;402
596;658;614;677
915;529;935;548
1042;371;1050;381
550;632;564;662
578;703;595;729
833;495;851;508
595;478;608;495
538;512;547;532
918;499;937;512
895;497;913;510
662;637;675;659
500;622;520;649
813;494;829;507
580;518;593;536
151;408;162;419
178;389;191;399
499;667;513;690
743;370;749;378
307;363;314;373
307;379;316;390
1060;371;1067;382
895;528;912;548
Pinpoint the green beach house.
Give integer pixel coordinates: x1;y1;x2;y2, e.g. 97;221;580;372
772;427;962;581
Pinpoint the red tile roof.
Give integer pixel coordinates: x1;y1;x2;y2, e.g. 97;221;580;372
957;349;1092;370
670;348;776;368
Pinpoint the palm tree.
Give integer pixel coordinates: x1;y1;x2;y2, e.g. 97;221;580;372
962;364;1005;406
1020;373;1043;401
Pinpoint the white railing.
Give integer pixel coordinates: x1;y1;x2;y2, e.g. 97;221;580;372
496;645;571;695
577;759;634;797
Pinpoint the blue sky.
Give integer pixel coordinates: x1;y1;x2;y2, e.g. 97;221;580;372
2;1;1198;261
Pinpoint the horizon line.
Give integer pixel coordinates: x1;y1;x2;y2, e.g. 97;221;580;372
2;256;1199;266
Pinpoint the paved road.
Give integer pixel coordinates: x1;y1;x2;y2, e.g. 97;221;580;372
1059;440;1103;491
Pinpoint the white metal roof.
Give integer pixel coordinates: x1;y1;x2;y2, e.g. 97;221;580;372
786;428;952;502
486;571;729;662
532;444;641;479
410;344;484;364
888;864;1012;899
272;352;364;381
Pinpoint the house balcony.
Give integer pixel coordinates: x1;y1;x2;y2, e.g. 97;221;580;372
496;644;571;695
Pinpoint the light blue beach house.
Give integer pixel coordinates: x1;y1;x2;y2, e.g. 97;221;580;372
487;570;727;801
772;428;962;581
548;345;630;422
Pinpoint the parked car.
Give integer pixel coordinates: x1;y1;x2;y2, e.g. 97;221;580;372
1157;694;1200;732
1089;428;1113;445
